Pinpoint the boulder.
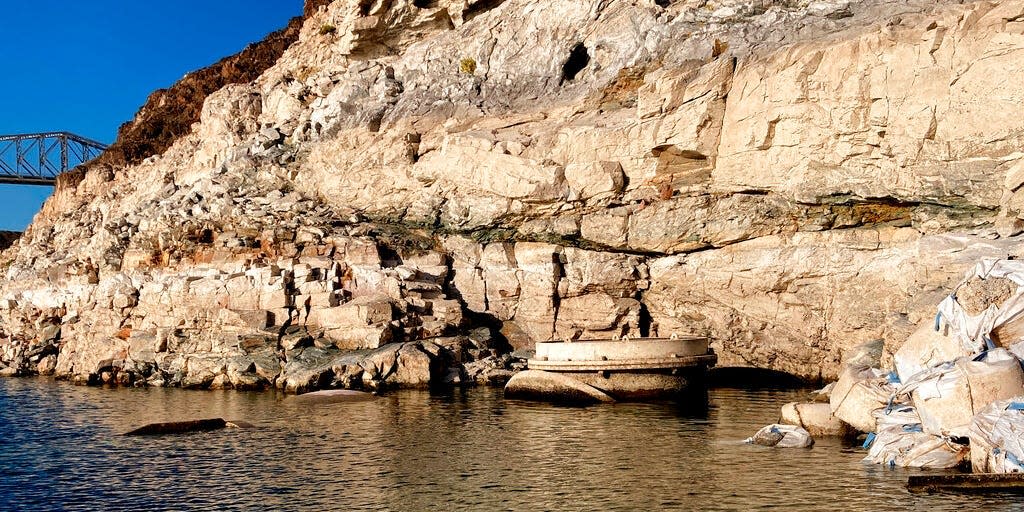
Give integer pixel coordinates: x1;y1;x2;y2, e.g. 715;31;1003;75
390;343;435;387
309;295;393;327
780;402;851;437
564;161;624;202
309;295;395;349
278;347;336;394
829;366;893;433
504;370;615;404
356;342;443;389
181;356;226;389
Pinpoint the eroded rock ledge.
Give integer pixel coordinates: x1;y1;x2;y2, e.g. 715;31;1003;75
5;0;1024;387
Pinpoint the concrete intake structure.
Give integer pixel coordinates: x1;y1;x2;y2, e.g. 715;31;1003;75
505;336;717;402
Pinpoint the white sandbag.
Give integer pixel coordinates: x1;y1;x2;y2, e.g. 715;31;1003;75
829;366;893;433
893;321;969;383
744;424;814;448
936;259;1024;355
968;397;1024;474
899;348;1024;437
872;404;922;432
863;427;968;469
780;402;850;437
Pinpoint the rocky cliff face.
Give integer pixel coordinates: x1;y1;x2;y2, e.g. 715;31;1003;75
3;0;1024;388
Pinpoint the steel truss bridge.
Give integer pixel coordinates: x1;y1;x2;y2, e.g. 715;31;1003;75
0;132;107;185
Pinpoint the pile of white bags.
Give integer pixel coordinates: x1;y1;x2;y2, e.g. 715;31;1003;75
758;259;1024;471
856;259;1024;471
895;348;1024;437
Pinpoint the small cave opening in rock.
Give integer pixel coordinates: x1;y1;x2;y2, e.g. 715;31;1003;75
377;245;404;268
654;0;671;6
412;0;439;8
197;228;215;244
560;43;590;84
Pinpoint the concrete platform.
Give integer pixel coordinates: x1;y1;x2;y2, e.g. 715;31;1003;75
512;336;717;401
532;336;711;364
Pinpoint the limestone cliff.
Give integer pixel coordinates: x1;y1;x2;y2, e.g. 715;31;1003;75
4;0;1024;388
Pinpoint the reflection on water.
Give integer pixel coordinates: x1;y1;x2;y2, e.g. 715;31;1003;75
1;378;1022;511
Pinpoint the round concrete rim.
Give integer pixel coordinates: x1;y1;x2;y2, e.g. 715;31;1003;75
527;353;718;371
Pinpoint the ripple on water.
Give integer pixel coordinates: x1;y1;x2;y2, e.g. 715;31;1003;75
2;378;1024;511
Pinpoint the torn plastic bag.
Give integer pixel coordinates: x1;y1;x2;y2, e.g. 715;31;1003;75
935;259;1024;355
829;366;894;433
862;426;968;469
897;348;1024;437
744;424;814;448
969;398;1024;473
813;382;835;402
872;404;922;433
841;339;884;370
893;320;970;383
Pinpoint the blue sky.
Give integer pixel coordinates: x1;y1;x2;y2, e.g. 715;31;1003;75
0;0;303;231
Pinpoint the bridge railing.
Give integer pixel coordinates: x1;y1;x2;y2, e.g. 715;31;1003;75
0;132;108;186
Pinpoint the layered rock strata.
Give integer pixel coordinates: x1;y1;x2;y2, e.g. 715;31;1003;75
4;0;1024;387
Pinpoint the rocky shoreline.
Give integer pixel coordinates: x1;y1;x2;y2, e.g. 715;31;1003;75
6;0;1024;392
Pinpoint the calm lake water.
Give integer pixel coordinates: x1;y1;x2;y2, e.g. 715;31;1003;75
1;377;1022;511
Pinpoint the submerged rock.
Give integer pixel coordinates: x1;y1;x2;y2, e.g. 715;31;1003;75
124;418;229;436
504;370;614;404
289;388;376;403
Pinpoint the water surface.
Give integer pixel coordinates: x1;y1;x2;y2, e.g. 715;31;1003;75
1;378;1021;511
